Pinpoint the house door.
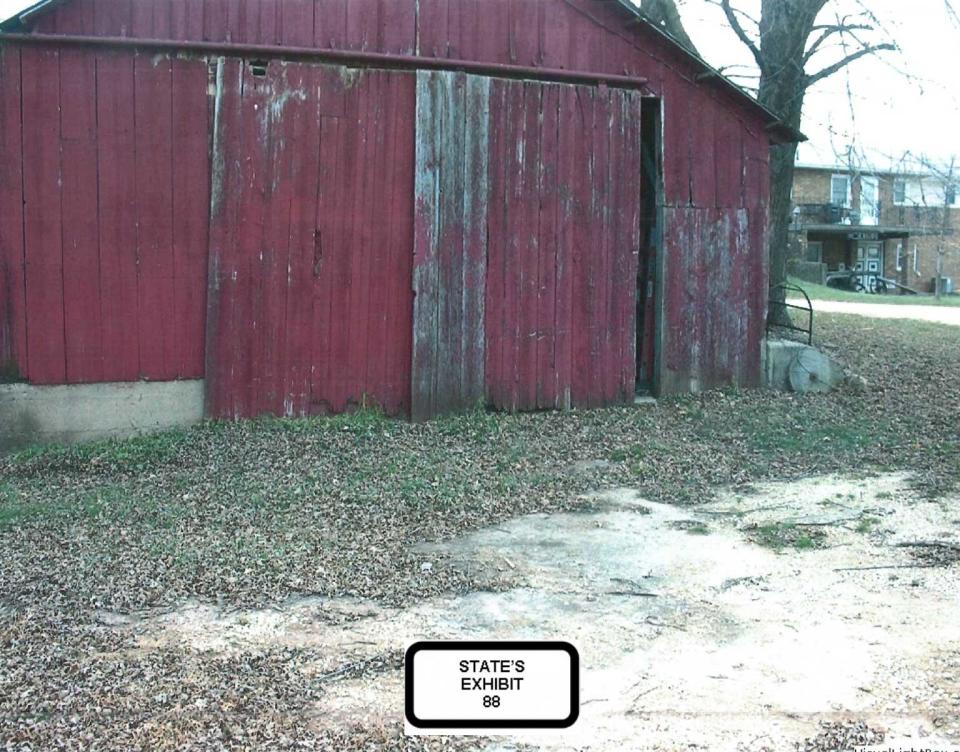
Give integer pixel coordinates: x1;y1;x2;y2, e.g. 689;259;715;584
861;176;880;226
855;243;884;292
205;59;416;419
411;71;644;418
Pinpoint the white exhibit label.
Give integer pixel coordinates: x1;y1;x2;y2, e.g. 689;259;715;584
405;641;579;730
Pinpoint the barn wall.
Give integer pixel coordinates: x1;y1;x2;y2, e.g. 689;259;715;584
206;59;416;419
9;0;777;406
657;81;771;394
0;43;210;386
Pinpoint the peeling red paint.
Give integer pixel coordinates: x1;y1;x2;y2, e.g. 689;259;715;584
0;0;777;416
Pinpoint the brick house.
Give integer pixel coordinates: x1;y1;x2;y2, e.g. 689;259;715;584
790;163;959;294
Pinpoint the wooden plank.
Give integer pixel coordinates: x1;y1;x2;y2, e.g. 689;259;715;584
501;79;525;410
362;71;392;411
346;0;381;51
435;72;465;415
315;0;347;48
483;78;507;409
134;53;177;381
690;96;717;208
204;0;230;41
54;0;96;34
280;0;314;47
258;0;281;44
95;51;139;382
0;46;26;381
310;113;342;414
60;49;103;383
569;86;594;406
131;0;155;37
516;81;541;411
346;69;376;409
233;60;274;416
411;71;441;419
21;47;65;385
171;57;210;379
93;0;133;37
614;89;643;400
554;84;577;409
204;57;243;416
416;0;449;57
509;0;541;66
281;63;323;416
380;0;417;54
461;74;489;407
591;86;612;406
389;72;417;416
534;83;558;408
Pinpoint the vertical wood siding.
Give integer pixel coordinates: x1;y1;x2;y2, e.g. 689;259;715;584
486;79;643;412
7;0;776;406
414;71;643;418
412;71;488;420
206;60;415;419
0;45;210;385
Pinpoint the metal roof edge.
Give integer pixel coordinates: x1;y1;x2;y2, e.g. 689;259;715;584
611;0;806;144
0;1;62;31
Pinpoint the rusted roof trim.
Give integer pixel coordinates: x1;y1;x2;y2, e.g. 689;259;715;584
611;0;806;145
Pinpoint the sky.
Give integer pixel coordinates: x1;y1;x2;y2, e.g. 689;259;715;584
1;0;956;171
661;0;960;171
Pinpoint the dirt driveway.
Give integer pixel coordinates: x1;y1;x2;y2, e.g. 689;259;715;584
122;473;960;751
789;298;960;326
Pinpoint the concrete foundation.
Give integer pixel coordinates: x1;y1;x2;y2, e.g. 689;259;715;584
0;380;205;452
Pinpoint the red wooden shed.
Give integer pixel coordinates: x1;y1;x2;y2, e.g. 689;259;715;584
0;0;798;422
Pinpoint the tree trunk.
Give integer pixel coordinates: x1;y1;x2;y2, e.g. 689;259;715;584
755;0;821;326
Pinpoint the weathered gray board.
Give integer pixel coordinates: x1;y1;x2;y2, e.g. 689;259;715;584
412;71;490;420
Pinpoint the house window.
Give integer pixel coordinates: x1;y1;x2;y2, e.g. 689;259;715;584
913;244;920;275
830;175;850;207
806;241;823;263
893;178;906;204
895;242;903;272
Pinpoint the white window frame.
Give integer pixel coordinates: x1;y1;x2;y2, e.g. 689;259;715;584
913;244;920;275
831;174;851;207
893;178;907;205
895;242;903;272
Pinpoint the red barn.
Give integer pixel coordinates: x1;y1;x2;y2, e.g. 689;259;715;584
0;0;798;432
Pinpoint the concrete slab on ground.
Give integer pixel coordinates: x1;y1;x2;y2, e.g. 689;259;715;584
116;473;960;751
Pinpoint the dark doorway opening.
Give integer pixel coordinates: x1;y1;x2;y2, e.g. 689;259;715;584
636;98;661;392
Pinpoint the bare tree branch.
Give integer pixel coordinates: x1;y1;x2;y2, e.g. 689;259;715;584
719;0;764;69
803;22;875;63
806;42;896;85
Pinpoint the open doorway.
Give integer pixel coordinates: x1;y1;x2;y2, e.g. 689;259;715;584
636;98;662;392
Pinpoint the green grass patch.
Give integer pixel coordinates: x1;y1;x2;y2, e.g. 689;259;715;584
745;522;827;551
788;277;960;306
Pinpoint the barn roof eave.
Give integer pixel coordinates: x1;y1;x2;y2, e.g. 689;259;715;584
0;0;61;31
611;0;806;145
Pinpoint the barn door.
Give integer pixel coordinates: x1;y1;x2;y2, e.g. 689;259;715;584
412;72;644;419
206;59;415;419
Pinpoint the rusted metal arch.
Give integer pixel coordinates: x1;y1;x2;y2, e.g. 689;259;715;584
0;32;651;91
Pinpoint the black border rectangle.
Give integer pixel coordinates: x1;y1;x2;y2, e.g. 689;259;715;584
405;640;580;730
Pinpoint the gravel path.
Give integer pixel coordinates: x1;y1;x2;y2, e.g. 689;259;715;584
789;298;960;326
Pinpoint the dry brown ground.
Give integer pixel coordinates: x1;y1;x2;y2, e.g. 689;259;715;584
0;313;957;749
